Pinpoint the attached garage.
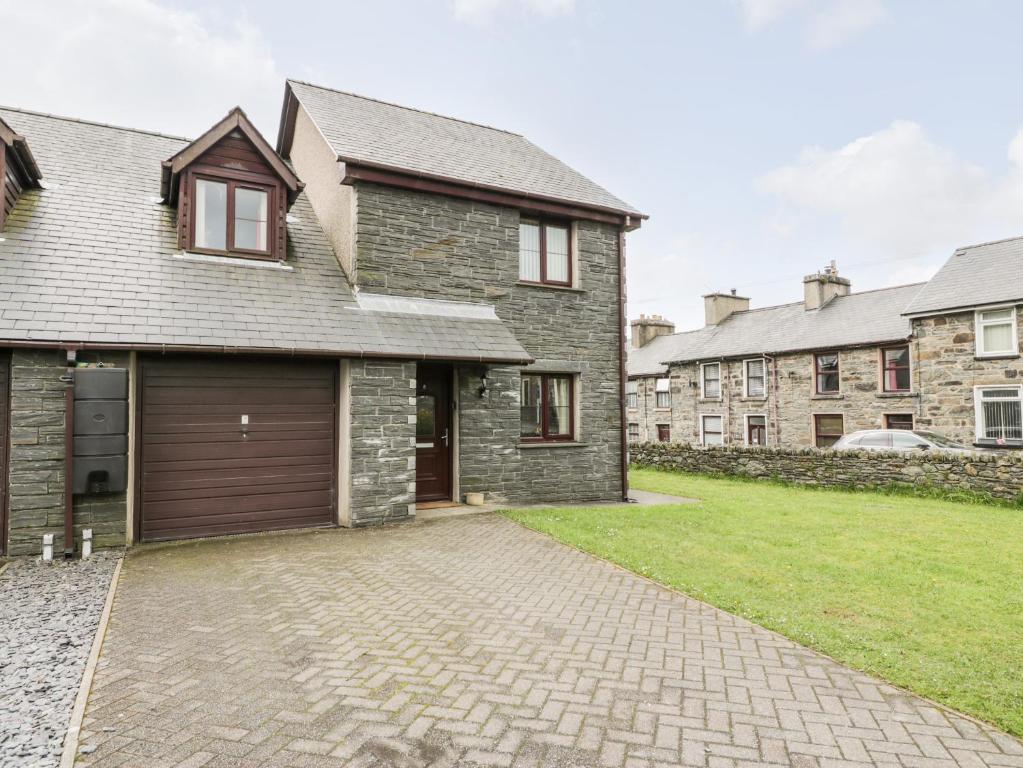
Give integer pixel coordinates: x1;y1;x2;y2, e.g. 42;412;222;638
137;356;338;542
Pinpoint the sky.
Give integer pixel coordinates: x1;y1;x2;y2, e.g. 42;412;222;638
4;0;1023;330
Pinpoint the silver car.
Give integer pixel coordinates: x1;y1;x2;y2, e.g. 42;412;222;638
833;429;980;454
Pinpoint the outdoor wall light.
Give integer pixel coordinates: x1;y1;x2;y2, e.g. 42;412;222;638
478;368;490;398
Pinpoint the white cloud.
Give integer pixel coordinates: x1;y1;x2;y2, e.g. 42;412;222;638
0;0;283;139
451;0;575;24
758;119;1023;260
736;0;886;50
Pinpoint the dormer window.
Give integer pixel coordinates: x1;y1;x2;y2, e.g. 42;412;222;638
193;178;272;256
161;107;302;262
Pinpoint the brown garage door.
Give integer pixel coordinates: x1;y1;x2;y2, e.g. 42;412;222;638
139;356;337;542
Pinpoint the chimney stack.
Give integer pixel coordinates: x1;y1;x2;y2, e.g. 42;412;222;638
803;261;851;310
630;314;675;349
703;289;750;326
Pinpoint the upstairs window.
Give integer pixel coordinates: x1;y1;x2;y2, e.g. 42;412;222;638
521;373;574;442
626;380;638;408
744;358;766;397
701;363;721;399
815;353;840;394
655;378;670;408
519;219;571;286
882;346;910;392
193;178;272;257
976;308;1018;357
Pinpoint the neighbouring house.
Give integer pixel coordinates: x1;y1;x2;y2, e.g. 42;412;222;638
629;247;1023;451
0;80;644;556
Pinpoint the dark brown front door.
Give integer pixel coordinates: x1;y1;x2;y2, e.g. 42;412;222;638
415;365;452;502
138;356;337;542
0;352;9;555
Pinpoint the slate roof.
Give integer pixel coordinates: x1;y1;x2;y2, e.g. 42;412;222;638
0;107;531;364
628;283;924;376
902;235;1023;316
284;79;643;217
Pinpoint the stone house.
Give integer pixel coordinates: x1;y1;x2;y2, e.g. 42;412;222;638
629;244;1023;451
0;80;644;556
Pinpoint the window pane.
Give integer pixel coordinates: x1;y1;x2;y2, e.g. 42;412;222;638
655;378;670;392
746;360;765;396
545;224;570;283
416;395;436;438
818;372;840;393
520;374;542;438
982;398;1022;440
982;322;1014;353
194;179;227;250
703;364;720;398
234;187;268;251
886;414;913;430
702;416;723;446
884;347;909;367
547;376;571;436
815;415;843;447
892;432;925;448
860;433;891;447
981;309;1013;321
519;222;541;281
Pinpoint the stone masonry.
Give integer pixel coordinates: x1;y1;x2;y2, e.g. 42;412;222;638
632;440;1023;502
6;349;128;556
354;182;625;504
348;359;417;525
915;308;1023;444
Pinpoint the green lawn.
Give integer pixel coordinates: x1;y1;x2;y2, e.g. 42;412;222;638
503;468;1023;737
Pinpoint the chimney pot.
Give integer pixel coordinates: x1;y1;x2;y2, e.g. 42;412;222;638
803;263;851;310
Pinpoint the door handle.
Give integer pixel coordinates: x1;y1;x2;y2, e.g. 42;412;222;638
441;429;449;447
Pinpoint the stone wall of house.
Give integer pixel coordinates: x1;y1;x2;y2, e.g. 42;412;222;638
631;441;1023;502
914;309;1023;444
348;359;417;525
354;183;625;504
6;349;128;556
626;375;671;444
629;344;921;449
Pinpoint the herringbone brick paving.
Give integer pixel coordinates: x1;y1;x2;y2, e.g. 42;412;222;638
76;515;1022;767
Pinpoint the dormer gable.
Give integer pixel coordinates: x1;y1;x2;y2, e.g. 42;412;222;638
161;107;303;261
0;115;43;232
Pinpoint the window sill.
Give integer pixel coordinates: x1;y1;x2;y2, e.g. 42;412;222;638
518;441;588;449
698;398;722;404
811;394;843;400
973;440;1023;449
877;391;916;398
974;354;1021;361
176;251;292;271
741;396;768;402
516;281;585;293
654;407;671;412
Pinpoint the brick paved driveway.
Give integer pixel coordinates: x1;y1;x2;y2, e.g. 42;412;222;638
77;514;1022;768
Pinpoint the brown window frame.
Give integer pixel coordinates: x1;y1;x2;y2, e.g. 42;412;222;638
519;218;573;287
520;373;575;443
881;345;911;392
814;413;844;448
657;424;671;443
188;170;278;260
885;413;914;430
815;352;840;394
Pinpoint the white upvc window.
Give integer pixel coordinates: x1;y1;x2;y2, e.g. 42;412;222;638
975;307;1019;357
700;414;724;446
744;358;766;398
700;362;721;399
655;377;671;408
625;380;638;409
974;386;1023;443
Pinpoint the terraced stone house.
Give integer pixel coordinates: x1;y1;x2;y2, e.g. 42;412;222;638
0;80;644;556
628;247;1023;451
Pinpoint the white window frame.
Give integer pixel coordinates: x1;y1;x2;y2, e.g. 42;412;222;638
700;362;722;400
973;385;1023;443
654;377;671;409
975;306;1019;358
700;414;725;446
743;358;767;398
743;413;768;447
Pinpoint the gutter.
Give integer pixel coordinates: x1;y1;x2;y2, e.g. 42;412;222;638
0;339;534;366
617;229;630;502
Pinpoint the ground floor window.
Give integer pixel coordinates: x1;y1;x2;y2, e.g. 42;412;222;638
975;386;1023;444
628;422;640;442
521;373;574;442
746;414;767;446
885;413;914;430
657;424;671;442
814;413;844;448
700;415;724;446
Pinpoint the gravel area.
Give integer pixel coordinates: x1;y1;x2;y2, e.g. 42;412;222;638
0;551;120;768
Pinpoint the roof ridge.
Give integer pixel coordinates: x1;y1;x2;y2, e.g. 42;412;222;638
724;281;927;319
0;104;189;143
287;78;523;138
953;233;1023;253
